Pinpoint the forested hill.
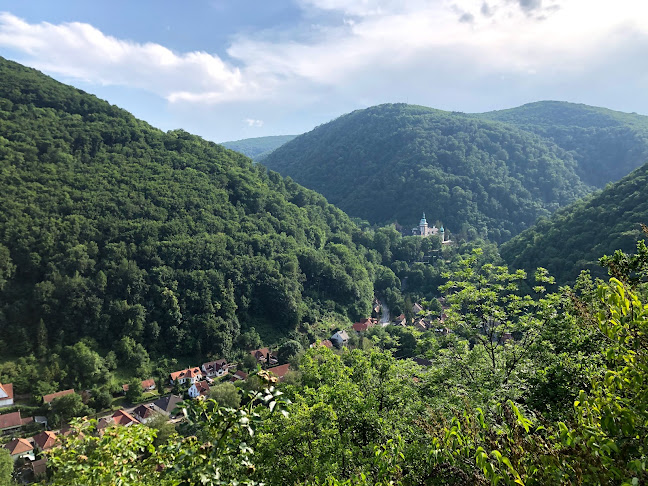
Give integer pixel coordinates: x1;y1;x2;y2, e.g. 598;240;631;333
477;101;648;187
262;103;591;242
0;57;377;359
221;134;298;161
501;160;648;283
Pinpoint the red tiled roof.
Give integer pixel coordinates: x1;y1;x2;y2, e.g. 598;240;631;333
267;364;291;380
4;437;32;455
141;379;156;389
170;367;202;381
192;381;210;395
112;409;140;426
320;340;333;349
352;321;373;332
0;383;13;400
0;411;23;429
250;347;271;359
43;389;75;404
33;431;58;450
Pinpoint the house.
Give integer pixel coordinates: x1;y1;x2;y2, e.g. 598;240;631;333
122;379;157;393
413;318;428;331
0;411;26;434
202;359;229;378
96;416;114;434
230;370;248;382
169;367;203;385
188;380;210;399
352;318;375;333
43;389;75;404
142;379;156;391
112;409;140;427
33;430;58;451
152;394;184;417
434;327;452;336
34;416;48;428
267;364;291;382
310;340;333;349
330;330;349;347
0;383;14;408
250;348;278;366
393;314;407;326
133;404;156;424
412;303;424;315
31;457;48;479
4;438;34;461
96;409;140;433
373;300;381;315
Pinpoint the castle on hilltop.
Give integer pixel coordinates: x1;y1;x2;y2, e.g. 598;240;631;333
411;213;451;244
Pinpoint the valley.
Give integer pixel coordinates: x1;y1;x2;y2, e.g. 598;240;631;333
0;55;647;486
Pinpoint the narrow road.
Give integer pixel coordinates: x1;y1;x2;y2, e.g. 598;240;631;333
380;302;391;326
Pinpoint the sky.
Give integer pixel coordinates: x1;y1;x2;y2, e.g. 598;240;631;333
0;0;646;142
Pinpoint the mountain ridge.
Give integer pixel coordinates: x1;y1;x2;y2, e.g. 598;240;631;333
262;102;592;242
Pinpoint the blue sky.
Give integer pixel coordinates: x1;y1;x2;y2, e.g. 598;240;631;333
0;0;647;142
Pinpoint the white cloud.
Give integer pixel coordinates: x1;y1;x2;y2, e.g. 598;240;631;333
0;1;647;140
244;118;264;127
0;12;259;104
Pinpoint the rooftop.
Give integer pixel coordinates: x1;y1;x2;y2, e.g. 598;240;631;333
43;389;75;403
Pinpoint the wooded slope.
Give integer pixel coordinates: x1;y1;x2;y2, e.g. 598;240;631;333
478;100;648;187
263;103;591;242
0;57;376;359
501;161;648;283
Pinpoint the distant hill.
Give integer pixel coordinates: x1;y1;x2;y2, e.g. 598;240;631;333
501;161;648;283
222;135;298;161
0;57;376;359
477;101;648;187
262;103;591;243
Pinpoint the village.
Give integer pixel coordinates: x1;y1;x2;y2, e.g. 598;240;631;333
0;297;455;482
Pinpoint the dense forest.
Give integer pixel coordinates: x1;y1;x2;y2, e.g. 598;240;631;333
262;103;592;243
477;101;648;187
501;161;648;283
0;56;381;365
38;231;648;485
221;135;298;161
4;54;648;485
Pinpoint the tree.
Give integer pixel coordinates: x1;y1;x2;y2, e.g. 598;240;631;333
278;340;303;365
62;342;110;388
47;372;289;485
238;328;262;350
208;382;241;409
0;448;13;486
145;413;178;446
48;393;93;428
90;388;113;412
125;378;143;404
439;249;558;396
